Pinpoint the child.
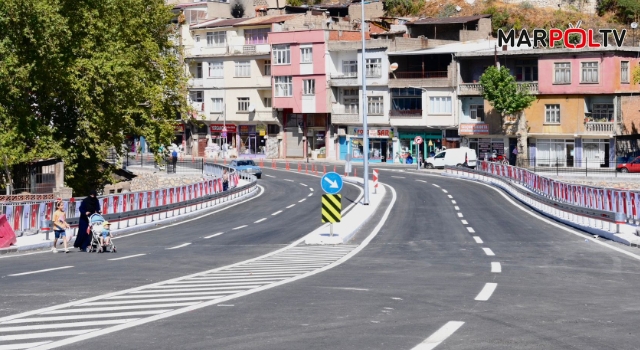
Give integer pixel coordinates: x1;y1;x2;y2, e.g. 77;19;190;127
100;221;113;248
52;201;70;253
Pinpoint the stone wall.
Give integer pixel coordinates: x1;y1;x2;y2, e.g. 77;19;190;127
104;173;209;194
620;95;640;135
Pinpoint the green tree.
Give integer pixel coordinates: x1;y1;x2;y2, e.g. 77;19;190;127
0;0;188;195
479;66;536;165
384;0;425;16
633;65;640;85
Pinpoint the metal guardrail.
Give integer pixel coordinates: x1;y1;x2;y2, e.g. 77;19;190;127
445;166;626;231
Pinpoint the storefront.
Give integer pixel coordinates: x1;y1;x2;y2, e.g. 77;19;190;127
341;127;395;163
306;114;328;158
209;124;237;149
459;123;507;161
283;112;328;158
397;129;442;162
532;138;575;167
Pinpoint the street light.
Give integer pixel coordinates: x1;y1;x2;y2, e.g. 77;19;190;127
361;1;370;205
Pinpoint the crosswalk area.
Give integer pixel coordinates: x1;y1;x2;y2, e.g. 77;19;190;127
0;244;356;350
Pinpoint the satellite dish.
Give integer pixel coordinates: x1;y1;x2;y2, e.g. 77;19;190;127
632;22;638;29
390;62;398;72
248;105;255;112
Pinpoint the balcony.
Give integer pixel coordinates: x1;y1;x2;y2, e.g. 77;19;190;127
458;82;539;96
329;73;359;87
389;109;422;118
191;102;205;113
389;71;452;88
188;78;204;88
331;105;359;124
584;121;620;134
186;44;270;58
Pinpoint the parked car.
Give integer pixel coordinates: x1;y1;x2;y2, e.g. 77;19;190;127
230;159;262;179
616;157;640;173
425;147;477;169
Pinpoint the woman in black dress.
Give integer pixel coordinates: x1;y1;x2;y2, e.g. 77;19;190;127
74;190;101;251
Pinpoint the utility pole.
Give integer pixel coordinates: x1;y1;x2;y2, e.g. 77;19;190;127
361;0;370;205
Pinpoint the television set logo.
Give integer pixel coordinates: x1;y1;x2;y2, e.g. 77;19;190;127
498;21;627;49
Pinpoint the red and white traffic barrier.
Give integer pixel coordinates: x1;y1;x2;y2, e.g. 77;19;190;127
373;169;379;194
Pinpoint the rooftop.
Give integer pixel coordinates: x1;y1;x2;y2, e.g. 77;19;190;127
190;18;246;29
233;14;299;26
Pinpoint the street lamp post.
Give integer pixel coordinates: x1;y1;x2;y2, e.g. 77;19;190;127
361;0;370;205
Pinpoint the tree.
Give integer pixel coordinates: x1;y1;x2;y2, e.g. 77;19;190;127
633;65;640;85
0;0;189;195
479;66;536;165
231;1;245;18
384;0;425;17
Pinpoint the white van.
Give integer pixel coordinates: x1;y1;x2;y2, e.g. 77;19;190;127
425;147;477;169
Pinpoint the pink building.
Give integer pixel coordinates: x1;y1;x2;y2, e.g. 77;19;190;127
269;30;331;158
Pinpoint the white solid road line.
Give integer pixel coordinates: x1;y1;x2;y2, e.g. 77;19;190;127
298;199;306;203
109;254;146;261
475;283;498;301
2;311;172;324
9;266;73;277
166;243;191;250
232;225;248;230
204;232;223;239
254;218;267;223
457;213;463;218
411;321;465;350
466;227;475;233
0;341;52;349
461;220;468;225
442;189;448;193
473;236;483;244
432;184;440;188
491;262;502;273
284;179;294;182
0;319;137;332
0;329;100;342
415;180;427;183
286;204;295;209
300;183;308;187
454;206;460;210
447;195;453;198
271;210;282;216
483;248;495;256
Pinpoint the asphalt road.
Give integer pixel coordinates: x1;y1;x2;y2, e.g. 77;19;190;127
4;166;640;349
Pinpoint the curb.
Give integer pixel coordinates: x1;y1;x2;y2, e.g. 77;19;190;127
8;186;260;254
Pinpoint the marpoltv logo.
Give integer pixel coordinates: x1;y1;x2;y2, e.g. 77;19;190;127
498;21;627;49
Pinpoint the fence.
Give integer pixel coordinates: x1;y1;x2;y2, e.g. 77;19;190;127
498;158;637;177
0;163;255;235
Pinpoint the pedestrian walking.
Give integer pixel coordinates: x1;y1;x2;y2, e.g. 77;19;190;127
171;149;178;173
52;201;70;253
74;190;101;252
222;170;229;191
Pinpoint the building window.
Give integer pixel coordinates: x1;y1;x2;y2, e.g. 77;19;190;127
264;60;271;76
554;62;571;84
429;96;452;114
194;62;203;78
470;104;485;121
301;47;313;63
592;103;614;122
244;28;269;45
303;79;315;95
189;91;203;103
545;104;560;124
581;62;599;83
367;96;383;115
621;61;629;83
342;61;357;77
343;89;358;114
208;61;223;78
514;60;538;81
206;31;226;47
263;97;272;108
391;88;422;112
366;58;382;78
234;61;250;77
273;44;290;65
274;76;292;97
238;97;250;111
211;98;223;112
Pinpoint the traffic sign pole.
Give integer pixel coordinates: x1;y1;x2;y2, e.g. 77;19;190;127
414;136;423;171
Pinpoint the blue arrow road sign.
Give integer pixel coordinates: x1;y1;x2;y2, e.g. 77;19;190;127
321;172;343;195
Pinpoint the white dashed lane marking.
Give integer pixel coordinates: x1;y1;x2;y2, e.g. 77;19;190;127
272;211;282;216
451;200;457;204
411;321;465;350
474;283;498;301
491;262;502;273
300;183;308;187
284;179;294;182
482;248;495;256
9;266;74;277
415;180;427;183
454;206;460;211
265;175;274;178
254;218;267;223
461;220;468;225
457;213;463;218
109;254;146;261
466;227;475;233
447;195;453;199
232;225;248;230
309;188;314;192
166;243;191;250
298;199;306;203
432;184;440;188
286;204;295;209
442;189;448;193
473;237;483;244
308;193;312;197
391;176;406;178
204;232;223;239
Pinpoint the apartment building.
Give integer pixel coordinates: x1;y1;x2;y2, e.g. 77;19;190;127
456;46;640;168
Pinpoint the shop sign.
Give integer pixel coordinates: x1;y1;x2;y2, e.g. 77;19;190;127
352;127;393;138
174;123;185;133
210;124;237;133
239;125;256;135
256;124;266;136
459;123;489;135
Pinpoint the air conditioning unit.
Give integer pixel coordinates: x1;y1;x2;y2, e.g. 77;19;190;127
337;128;346;136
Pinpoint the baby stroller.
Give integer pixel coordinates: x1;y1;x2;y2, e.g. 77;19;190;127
88;214;117;253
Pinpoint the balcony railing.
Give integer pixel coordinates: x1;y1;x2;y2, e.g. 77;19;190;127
389;109;422;118
330;73;358;79
191;102;204;112
189;78;204;87
332;105;358;115
584;121;618;134
391;71;447;79
459;81;539;94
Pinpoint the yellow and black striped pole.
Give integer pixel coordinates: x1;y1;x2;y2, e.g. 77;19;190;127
322;194;341;237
